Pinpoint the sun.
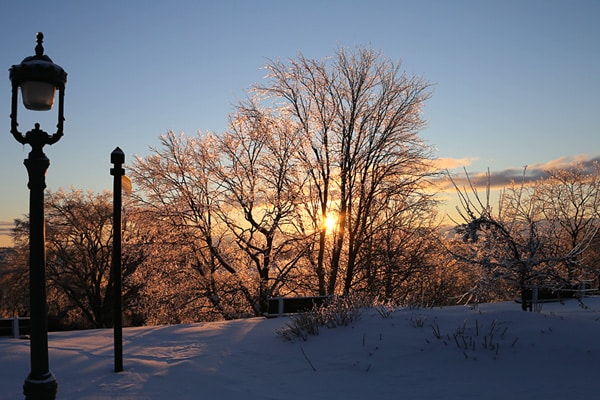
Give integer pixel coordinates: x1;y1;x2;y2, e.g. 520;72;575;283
324;213;338;233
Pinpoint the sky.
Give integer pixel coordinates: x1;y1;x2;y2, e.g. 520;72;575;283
1;297;599;398
1;0;599;245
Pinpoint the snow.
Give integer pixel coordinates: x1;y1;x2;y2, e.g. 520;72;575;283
1;298;599;399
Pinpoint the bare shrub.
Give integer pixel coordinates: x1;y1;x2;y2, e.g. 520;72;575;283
276;295;365;341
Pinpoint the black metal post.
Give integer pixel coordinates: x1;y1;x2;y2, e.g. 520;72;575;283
22;130;57;400
110;147;124;373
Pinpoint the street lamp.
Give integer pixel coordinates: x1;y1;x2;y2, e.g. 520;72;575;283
9;32;67;400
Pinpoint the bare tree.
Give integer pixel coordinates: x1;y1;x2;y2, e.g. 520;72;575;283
448;168;597;310
0;247;28;318
211;105;310;314
10;189;147;328
538;163;600;284
130;131;244;319
255;46;435;295
359;195;441;302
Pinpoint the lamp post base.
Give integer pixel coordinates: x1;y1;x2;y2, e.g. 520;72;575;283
23;371;57;399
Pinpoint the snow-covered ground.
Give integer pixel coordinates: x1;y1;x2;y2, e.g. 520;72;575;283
1;298;599;399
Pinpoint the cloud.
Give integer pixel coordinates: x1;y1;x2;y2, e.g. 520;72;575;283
435;153;600;191
0;221;13;236
526;154;600;173
432;157;478;170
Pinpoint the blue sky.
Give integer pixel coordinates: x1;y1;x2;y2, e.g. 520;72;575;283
1;0;599;245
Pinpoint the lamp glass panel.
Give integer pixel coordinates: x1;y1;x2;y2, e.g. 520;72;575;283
21;81;56;111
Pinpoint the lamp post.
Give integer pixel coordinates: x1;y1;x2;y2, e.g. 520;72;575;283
9;32;67;400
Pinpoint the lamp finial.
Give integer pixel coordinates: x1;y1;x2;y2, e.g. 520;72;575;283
35;32;44;56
